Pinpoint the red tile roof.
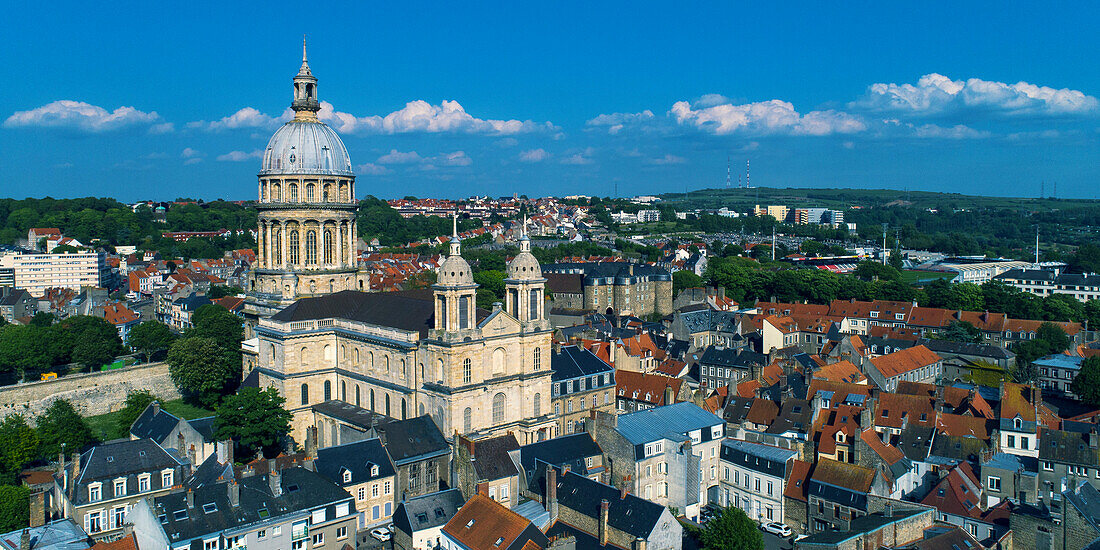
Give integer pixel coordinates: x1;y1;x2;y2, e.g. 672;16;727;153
615;370;682;407
920;462;983;519
1000;383;1036;422
784;460;813;502
813;360;866;385
443;493;538;550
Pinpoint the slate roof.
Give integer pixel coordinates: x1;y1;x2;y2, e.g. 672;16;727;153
393;488;466;534
615;402;723;445
469;434;520;482
723;396;754;424
1040;428;1100;467
0;519;89;550
155;467;352;544
188;417;217;442
271;289;489;337
541;262;671;283
130;402;180;442
698;346;765;369
518;433;603;475
312;400;395;430
720;440;796;478
919;338;1015;360
76;438;182;493
315;438;396;487
767;399;813;435
374;415;450;464
546;470;667;540
552;345;614;381
897;425;936;462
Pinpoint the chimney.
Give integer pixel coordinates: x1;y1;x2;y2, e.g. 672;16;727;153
152;400;161;417
620;487;628;500
934;383;945;412
599;499;610;546
633;537;647;550
546;465;558;520
228;480;240;507
27;489;46;528
188;444;197;466
884;502;893;518
177;432;185;455
306;426;319;459
663;385;675;406
1089;426;1099;450
19;530;29;550
70;452;81;498
268;460;282;497
186;488;194;508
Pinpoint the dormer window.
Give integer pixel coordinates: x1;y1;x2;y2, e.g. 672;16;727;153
88;483;102;502
162;470;174;488
1014;417;1022;430
114;478;126;497
370;464;379;477
342;470;352;484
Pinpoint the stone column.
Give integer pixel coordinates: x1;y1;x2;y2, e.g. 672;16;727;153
257;221;265;266
281;221;289;269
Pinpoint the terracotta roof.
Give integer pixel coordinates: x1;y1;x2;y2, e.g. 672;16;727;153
1004;318;1083;336
936;414;990;440
813;360;866;385
760;362;784;386
1000;383;1036;422
765;315;799;334
745;398;780;426
875;393;935;429
806;380;873;402
784;459;813;502
869;345;942;379
755;301;830;317
896;381;994;419
442;493;538;549
860;429;905;465
212;296;245;312
906;307;955;328
102;302;139;325
735;379;761;398
93;534;138;550
615;370;682;407
920;462;983;519
811;458;876;493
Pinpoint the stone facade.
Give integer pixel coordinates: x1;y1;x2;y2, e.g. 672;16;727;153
0;362;179;420
543;262;672;317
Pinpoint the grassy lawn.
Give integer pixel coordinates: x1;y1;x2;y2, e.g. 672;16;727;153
84;399;214;442
901;270;957;285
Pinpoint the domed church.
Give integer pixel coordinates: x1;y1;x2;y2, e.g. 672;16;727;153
245;40;367;331
245;46;557;446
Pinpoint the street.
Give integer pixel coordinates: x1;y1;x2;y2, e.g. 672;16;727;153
761;530;794;550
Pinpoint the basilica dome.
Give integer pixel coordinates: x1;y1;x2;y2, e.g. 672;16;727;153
259;120;353;177
437;248;475;287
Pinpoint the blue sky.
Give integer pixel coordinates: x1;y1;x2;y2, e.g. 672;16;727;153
4;1;1099;201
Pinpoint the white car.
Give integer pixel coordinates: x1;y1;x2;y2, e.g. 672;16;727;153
761;522;793;538
369;527;392;541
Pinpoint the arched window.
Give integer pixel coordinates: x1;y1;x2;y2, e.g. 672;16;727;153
463;358;472;385
340;381;346;401
492;348;505;376
437;358;445;383
384;356;390;373
301;383;309;405
288;230;300;265
463;407;472;433
533;347;541;370
289;183;299;202
401;398;407;420
369;351;374;370
305;230;317;265
529;289;539;320
385;394;391;416
459;295;470;329
436;407;447;432
323;230;334;264
272;183;282;201
401;359;407;379
1014;417;1022;429
533;393;541;416
492;393;506;424
370;389;375;411
305;183;315;202
323;380;331;401
323;183;332;202
300;346;308;367
355;385;361;407
354;348;360;364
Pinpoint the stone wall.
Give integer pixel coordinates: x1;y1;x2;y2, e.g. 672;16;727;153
0;362;180;421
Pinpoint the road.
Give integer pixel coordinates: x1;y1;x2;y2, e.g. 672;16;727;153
761;530;794;550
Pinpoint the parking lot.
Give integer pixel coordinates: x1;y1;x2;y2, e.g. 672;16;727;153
355;530;393;550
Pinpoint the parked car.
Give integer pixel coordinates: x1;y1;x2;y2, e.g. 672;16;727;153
761;522;793;538
370;527;392;541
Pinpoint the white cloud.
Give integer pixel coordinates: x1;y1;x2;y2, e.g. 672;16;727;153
377;149;423;164
356;163;391;175
432;151;472;167
852;73;1099;117
216;149;264;162
181;147;201;158
142;152;169;159
320;100;556;136
586;110;655;134
519;148;550;162
670;99;866;136
189;107;291;131
645;154;686;165
561;148;595;165
183;158;203;165
912;124;991;139
3;100;165;133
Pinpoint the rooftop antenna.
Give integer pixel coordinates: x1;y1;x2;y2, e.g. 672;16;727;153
881;223;889;265
726;155;731;189
746;159;751;189
1035;226;1040;265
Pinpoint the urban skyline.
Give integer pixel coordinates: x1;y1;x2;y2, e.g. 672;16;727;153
3;2;1100;201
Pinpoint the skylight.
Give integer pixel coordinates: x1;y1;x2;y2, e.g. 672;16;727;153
203;503;217;514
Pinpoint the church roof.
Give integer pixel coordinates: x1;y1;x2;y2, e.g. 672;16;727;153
271;289;489;337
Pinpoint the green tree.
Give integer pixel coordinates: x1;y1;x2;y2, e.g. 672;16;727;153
0;415;38;484
52;316;124;369
935;321;982;344
1068;243;1100;274
699;506;763;550
0;325;52;382
1036;322;1071;352
472;270;506;300
29;312;55;328
167;337;241;407
0;485;29;532
853;261;901;282
128;321;175;362
36;400;96;459
673;270;705;295
214;387;292;459
207;285;244;300
188;305;244;352
114;390;160;440
888;250;904;270
1071;356;1100;407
